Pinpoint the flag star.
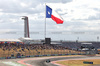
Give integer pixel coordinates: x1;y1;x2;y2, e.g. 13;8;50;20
48;11;50;15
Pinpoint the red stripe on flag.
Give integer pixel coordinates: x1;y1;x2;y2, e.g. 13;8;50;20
51;15;63;24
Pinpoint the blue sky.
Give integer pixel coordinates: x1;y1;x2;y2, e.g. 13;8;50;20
0;0;100;41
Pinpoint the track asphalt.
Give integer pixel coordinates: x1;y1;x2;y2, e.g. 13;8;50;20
0;55;100;66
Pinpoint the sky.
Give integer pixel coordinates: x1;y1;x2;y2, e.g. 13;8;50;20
0;0;100;41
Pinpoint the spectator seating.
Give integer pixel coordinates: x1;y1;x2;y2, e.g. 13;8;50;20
0;42;83;57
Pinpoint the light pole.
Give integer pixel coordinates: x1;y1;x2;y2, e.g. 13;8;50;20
97;36;99;42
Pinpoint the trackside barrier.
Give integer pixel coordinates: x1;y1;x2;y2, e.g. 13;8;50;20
74;53;77;55
39;55;42;57
62;54;65;55
51;54;55;56
68;54;71;55
30;55;34;57
35;55;39;57
72;54;75;55
43;55;47;56
26;56;30;57
65;54;69;55
83;53;86;55
47;54;51;56
11;57;16;59
38;55;42;57
21;56;26;58
0;57;6;59
58;54;62;56
7;57;11;59
17;56;21;58
78;53;81;55
55;54;58;56
83;61;93;64
0;53;88;59
82;53;86;55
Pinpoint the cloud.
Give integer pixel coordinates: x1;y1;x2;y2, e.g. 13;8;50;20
0;0;100;40
87;14;100;20
38;0;73;3
0;0;42;14
93;8;100;11
0;0;73;14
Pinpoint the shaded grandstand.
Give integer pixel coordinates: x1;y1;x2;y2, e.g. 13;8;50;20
62;41;100;50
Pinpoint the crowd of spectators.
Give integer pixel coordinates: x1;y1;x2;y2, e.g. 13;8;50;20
0;42;85;57
0;42;67;52
1;41;100;52
0;43;21;51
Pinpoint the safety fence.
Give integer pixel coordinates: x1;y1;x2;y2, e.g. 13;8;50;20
0;53;87;59
0;48;87;59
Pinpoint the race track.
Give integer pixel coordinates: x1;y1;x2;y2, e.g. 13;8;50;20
0;55;100;66
24;56;87;66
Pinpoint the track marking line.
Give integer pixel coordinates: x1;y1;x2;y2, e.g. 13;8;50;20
17;60;32;66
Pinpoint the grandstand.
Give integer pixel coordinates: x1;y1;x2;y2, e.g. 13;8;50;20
0;39;84;58
62;41;100;49
1;37;100;58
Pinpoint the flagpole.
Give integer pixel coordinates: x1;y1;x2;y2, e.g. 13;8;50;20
45;3;46;38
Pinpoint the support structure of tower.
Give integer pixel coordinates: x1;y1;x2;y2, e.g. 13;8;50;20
22;16;30;38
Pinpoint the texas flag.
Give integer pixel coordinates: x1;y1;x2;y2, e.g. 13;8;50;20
46;5;64;24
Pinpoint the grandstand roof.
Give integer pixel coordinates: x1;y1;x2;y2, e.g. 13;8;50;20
19;37;32;41
51;41;62;44
0;39;22;42
81;43;92;44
